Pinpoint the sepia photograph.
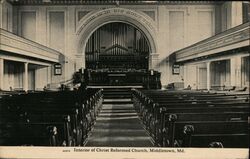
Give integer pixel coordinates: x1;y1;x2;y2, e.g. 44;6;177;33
0;0;249;159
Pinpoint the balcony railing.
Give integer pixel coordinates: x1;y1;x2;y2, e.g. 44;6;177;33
174;22;250;63
0;28;61;63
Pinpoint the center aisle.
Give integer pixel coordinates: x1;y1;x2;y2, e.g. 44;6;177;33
85;89;154;147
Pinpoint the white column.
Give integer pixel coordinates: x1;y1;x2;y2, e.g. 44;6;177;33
207;62;211;91
196;65;200;90
47;65;52;85
23;62;28;91
183;65;187;87
0;58;4;90
230;58;236;86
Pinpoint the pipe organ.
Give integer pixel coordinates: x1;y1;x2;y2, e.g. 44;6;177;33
84;22;161;88
85;22;150;70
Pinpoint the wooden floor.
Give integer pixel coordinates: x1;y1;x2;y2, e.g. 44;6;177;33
85;96;153;147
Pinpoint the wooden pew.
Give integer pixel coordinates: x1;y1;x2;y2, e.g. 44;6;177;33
154;112;248;146
0;88;103;146
134;97;248;130
189;134;248;148
0;122;65;146
132;89;249;148
173;120;248;145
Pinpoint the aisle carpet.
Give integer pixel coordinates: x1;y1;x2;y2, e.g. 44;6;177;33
85;99;154;147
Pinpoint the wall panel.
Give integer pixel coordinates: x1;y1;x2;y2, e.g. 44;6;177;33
198;11;213;40
21;12;36;41
49;12;65;53
169;11;184;52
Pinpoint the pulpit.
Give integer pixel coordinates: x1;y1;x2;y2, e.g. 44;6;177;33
108;73;126;85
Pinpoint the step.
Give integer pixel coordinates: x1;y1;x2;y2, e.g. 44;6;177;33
87;86;143;89
103;89;131;92
103;93;131;96
104;94;131;98
102;101;133;104
103;99;131;102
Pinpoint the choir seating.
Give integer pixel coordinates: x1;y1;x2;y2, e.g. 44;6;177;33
0;88;103;146
132;89;249;148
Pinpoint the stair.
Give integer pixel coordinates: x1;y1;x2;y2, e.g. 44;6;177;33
85;88;154;147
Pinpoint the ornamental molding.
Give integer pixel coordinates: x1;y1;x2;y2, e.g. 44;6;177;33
76;7;156;35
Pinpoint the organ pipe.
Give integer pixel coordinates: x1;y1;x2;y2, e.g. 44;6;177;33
85;22;149;69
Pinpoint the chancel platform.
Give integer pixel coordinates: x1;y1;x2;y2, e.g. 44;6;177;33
83;69;161;89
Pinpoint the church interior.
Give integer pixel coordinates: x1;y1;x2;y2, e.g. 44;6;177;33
0;0;249;148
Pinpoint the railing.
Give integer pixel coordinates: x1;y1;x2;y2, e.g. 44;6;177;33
0;28;61;63
174;22;250;63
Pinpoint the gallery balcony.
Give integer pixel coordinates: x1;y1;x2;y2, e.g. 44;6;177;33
174;22;250;63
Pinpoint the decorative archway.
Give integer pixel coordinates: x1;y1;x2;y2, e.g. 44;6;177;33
76;7;158;68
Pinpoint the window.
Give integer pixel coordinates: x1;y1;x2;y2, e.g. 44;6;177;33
242;1;250;23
